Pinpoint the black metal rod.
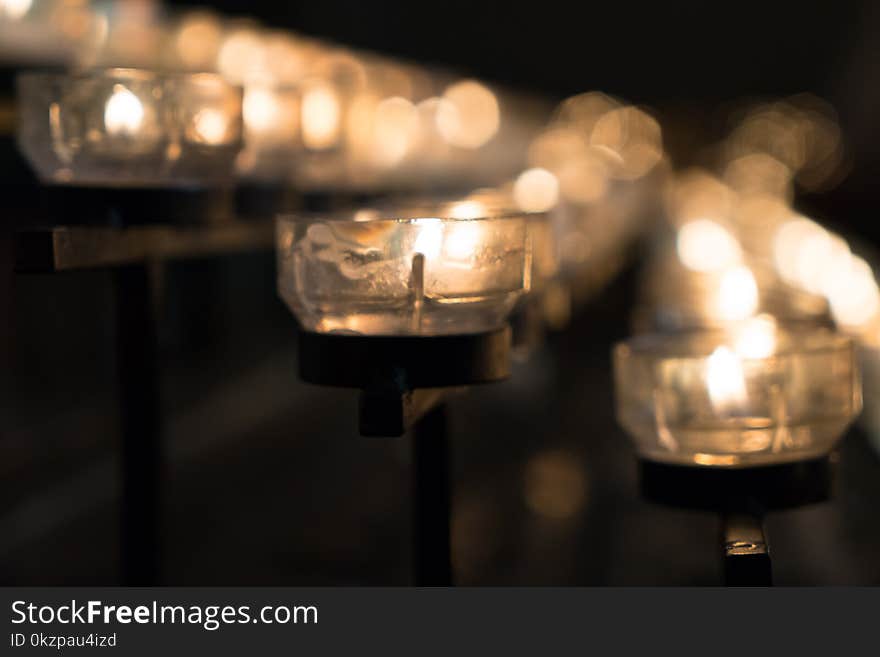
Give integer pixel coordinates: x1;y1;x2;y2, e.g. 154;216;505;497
113;264;162;585
412;403;452;586
721;510;772;586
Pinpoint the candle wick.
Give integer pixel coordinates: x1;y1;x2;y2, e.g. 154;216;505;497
769;382;790;453
410;252;426;333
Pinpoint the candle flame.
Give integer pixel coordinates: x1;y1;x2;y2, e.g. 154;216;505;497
243;87;280;134
104;86;144;136
412;218;443;259
444;222;481;261
706;345;748;414
192;108;228;145
716;265;759;321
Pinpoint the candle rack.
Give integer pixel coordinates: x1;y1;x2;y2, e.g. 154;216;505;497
298;327;512;585
12;67;253;584
639;455;836;585
279;205;530;585
14;208;275;585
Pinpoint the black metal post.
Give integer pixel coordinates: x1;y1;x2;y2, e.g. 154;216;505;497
721;509;771;586
113;264;162;585
412;403;452;586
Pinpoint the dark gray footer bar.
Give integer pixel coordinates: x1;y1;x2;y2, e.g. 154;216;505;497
1;588;872;654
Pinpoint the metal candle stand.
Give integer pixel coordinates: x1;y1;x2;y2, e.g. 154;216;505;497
297;327;512;585
14;186;274;584
638;455;836;585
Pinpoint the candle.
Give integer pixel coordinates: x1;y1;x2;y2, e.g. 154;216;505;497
277;204;529;335
17;68;242;185
435;79;500;150
613;319;860;466
301;81;343;151
635;209;832;332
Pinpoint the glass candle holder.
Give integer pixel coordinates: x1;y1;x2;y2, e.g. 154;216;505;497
17;68;243;186
277;205;529;336
613;318;861;467
236;83;301;180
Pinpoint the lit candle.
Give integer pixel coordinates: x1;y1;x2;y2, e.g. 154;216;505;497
104;85;145;136
277;205;529;335
17;68;243;185
301;82;342;151
705;315;777;415
705;345;748;415
613;319;859;467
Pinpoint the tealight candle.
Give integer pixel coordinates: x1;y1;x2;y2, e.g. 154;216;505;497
277;205;529;335
613;317;860;466
17;68;243;186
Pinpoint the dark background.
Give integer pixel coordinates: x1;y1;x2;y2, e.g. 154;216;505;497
1;1;880;585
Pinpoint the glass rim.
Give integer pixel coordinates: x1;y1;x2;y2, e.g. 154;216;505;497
276;205;545;225
17;67;239;89
615;324;853;361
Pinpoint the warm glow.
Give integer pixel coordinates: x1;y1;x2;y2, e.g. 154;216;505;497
242;86;291;138
263;33;311;85
175;12;223;70
677;219;742;272
666;170;733;225
412;219;443;259
723;96;844;193
528;126;586;171
0;0;31;20
706;346;748;414
513;168;559;213
104;86;144;136
353;209;379;222
523;450;587;520
772;217;879;328
301;84;341;150
449;201;486;219
826;255;880;329
191;108;228;145
590;106;663;180
557;91;620;132
444;222;482;261
557;151;611;204
773;218;823;288
371;96;417;166
734;315;777;359
716;266;759;321
773;218;849;296
243;87;277;132
724;152;792;200
527;126;613;204
436;80;500;149
217;29;265;85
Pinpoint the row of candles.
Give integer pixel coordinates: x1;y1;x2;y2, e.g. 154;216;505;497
7;0;547;191
8;3;871;472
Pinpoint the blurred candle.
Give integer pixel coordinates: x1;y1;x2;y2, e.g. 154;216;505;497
301;82;341;150
436;79;499;149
